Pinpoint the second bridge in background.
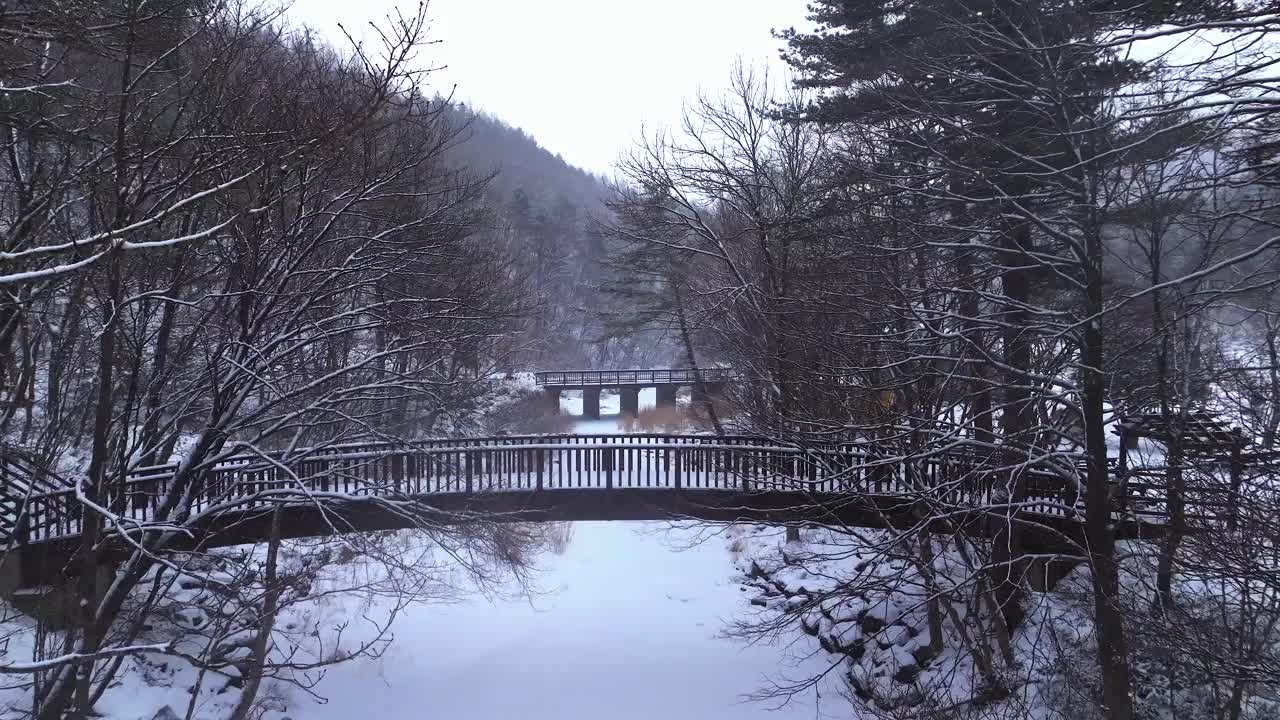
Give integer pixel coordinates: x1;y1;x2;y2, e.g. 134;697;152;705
535;368;735;419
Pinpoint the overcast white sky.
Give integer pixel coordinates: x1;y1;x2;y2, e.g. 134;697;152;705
284;0;810;175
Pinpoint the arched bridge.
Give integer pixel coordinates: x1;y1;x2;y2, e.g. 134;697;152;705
536;368;735;418
2;432;1209;585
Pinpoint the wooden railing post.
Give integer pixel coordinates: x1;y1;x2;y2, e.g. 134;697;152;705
465;451;474;493
1228;440;1244;531
15;505;30;545
536;448;545;491
604;447;614;489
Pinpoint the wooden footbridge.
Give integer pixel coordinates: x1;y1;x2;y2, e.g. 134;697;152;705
3;426;1245;589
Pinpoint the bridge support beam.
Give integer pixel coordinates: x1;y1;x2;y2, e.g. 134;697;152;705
655;385;677;408
1;551;112;630
544;388;562;415
583;388;601;420
620;387;640;417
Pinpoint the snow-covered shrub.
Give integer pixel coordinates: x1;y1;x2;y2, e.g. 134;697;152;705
448;374;572;436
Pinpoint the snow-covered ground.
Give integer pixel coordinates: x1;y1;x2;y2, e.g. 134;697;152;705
293;410;832;720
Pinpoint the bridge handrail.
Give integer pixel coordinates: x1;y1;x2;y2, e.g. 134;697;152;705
19;435;1078;504
97;437;1072;497
34;433;1085;497
121;433;771;477
534;368;737;386
14;433;1211;546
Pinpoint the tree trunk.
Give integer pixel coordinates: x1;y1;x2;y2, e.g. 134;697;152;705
1084;222;1136;720
228;503;285;720
673;282;723;435
954;196;993;445
989;219;1034;631
71;248;122;719
45;276;87;444
1153;424;1185;614
138;266;181;465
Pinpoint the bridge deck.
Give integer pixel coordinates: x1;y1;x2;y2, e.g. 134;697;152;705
535;369;735;388
3;433;1215;568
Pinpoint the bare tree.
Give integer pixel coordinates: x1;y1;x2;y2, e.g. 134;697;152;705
0;3;558;717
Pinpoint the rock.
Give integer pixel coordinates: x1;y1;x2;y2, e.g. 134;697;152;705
217;645;253;664
846;640;866;660
893;663;920;684
891;644;920;683
215;665;244;694
151;706;182;720
848;671;873;701
174;607;210;630
911;642;941;667
878;625;910;649
859;611;886;635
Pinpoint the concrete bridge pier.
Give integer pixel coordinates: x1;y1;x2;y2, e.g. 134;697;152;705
544;388;562;415
583;388;602;420
620;387;640;417
656;385;678;408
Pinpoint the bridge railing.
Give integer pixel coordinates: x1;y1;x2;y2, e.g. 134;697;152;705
535;368;736;387
24;434;1256;544
11;434;1124;543
1;448;75;544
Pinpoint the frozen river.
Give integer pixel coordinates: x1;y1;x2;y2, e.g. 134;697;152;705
300;392;831;719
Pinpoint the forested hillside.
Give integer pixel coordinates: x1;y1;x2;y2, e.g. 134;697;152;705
443;109;620;369
0;4;595;717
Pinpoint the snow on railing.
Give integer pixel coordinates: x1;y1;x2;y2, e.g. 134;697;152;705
534;368;737;387
6;433;1198;544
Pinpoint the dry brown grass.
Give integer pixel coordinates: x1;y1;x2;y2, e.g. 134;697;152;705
522;411;576;434
620;397;744;433
619;405;694;433
686;396;740;424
